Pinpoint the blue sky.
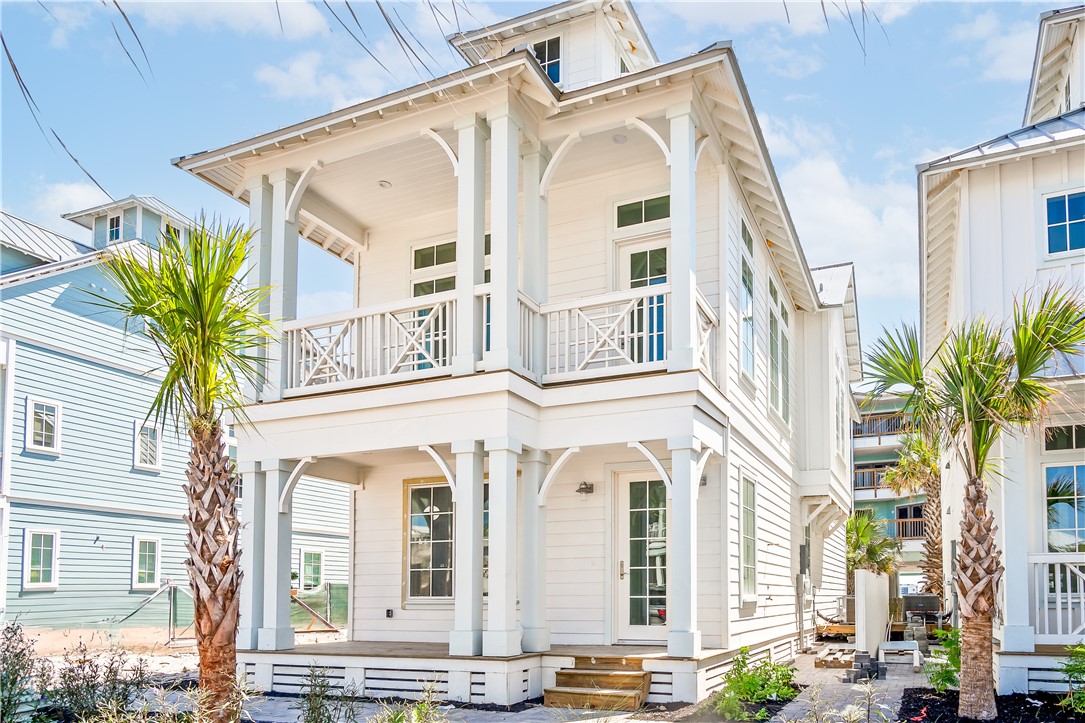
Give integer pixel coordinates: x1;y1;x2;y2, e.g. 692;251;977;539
0;1;1054;346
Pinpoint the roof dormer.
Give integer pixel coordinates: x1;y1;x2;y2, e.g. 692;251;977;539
448;0;657;90
62;195;193;251
1024;5;1083;125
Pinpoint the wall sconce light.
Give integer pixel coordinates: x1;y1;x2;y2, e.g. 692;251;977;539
700;476;708;487
576;481;595;495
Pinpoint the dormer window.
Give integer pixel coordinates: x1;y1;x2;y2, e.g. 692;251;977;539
107;215;121;243
165;223;181;241
533;37;561;84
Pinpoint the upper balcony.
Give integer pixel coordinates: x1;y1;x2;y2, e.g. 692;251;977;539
852;412;908;450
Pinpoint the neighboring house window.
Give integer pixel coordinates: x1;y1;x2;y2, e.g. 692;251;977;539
300;549;323;591
164;223;180;240
1045;464;1085;553
108;215;121;242
1046;425;1085;451
616;195;670;229
407;482;455;598
1046;191;1085;254
132;537;159;589
26;397;61;454
23;529;59;589
768;280;791;421
741;475;757;599
532;36;561;84
133;421;162;471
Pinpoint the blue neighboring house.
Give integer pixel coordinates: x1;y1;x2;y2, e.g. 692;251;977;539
0;199;350;649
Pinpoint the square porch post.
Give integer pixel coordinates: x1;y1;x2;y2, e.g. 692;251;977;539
519;449;550;652
452;116;488;376
668;437;702;658
264;169;300;401
258;460;295;650
667;104;699;373
237;462;266;650
450;440;485;656
483;107;521;372
521;143;550;377
997;433;1036;654
245;176;273;402
484;437;523;657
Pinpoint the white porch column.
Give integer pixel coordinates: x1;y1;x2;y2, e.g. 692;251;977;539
237;462;266;650
521;143;549;377
484;437;522;657
258;460;295;651
453;116;489;376
999;433;1036;652
264;169;300;401
450;440;485;656
668;436;702;658
519;449;550;652
484;107;521;372
667;104;699;372
245;176;274;402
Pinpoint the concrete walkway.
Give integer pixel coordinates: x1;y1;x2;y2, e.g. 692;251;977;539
244;696;628;723
772;648;928;721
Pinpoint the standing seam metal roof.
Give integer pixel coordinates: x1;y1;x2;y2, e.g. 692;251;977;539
0;211;92;264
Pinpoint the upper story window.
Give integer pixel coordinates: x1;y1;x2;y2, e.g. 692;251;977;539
412;240;456;297
26;397;61;455
834;358;847;459
1046;425;1085;451
133;421;162;471
740;220;755;380
23;529;59;590
617;195;670;229
1046;191;1084;255
132;537;160;589
164;223;181;241
108;214;121;243
768;280;791;422
741;475;758;600
533;37;561;84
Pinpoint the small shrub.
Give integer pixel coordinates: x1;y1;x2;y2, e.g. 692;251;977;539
1059;642;1085;713
294;666;364;723
923;627;960;692
35;638;149;721
1;622;39;723
369;685;446;723
712;689;751;720
711;647;798;720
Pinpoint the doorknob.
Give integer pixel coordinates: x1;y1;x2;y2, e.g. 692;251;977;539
619;561;626;580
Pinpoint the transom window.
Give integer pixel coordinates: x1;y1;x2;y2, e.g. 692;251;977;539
132;537;159;589
300;549;323;591
532;36;561;84
108;215;121;243
768;280;791;422
1046;191;1085;254
24;529;58;589
26;398;60;454
1046;425;1085;451
741;476;758;599
133;422;161;471
1045;464;1085;553
617;195;670;229
410;237;491;297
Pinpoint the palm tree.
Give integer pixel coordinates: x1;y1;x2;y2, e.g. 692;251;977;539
96;221;270;721
846;513;900;596
865;286;1085;720
882;432;943;606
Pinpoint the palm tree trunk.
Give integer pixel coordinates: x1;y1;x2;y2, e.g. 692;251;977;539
955;476;1003;720
922;475;944;606
185;421;242;722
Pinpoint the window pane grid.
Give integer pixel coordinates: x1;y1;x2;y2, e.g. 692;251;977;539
29;533;55;585
1046;192;1085;254
136;540;157;585
741;479;757;596
627;480;667;627
1046;465;1085;553
617;195;670;229
302;551;322;591
32;402;57;449
138;425;159;467
408;484;455;598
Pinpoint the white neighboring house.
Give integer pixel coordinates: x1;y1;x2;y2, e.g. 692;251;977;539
173;0;860;705
918;5;1085;695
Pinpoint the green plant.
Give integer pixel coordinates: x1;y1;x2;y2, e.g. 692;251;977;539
924;627;961;692
1;622;40;723
369;685;446;723
711;647;798;719
846;514;900;595
35;638;149;720
1058;643;1085;713
294;667;364;723
712;689;751;720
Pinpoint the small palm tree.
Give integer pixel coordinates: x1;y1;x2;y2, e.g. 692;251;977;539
882;432;943;606
866;286;1085;720
97;220;270;721
846;513;900;596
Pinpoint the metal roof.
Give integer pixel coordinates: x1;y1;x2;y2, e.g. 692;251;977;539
0;239;146;290
0;211;92;264
62;195;194;230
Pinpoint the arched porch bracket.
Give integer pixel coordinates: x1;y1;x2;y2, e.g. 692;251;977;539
418;445;456;493
695;447;713;482
287;161;324;224
536;446;580;506
626;118;671;166
420;129;459;176
539;133;581;199
695;136;710;166
278;456;316;513
627;441;672;492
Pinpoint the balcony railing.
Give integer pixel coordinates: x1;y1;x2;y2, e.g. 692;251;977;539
853;413;908;439
886;518;925;540
854;466;893;490
1030;554;1085;643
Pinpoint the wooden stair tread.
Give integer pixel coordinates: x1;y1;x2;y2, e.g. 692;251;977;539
547;686;640;694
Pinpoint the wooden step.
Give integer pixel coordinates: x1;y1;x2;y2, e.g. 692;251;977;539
572;655;643;670
543;686;644;711
556;669;649;690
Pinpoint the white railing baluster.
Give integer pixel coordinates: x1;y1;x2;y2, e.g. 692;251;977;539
1028;555;1085;643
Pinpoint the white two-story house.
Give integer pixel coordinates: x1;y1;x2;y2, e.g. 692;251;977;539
174;0;860;706
918;4;1084;695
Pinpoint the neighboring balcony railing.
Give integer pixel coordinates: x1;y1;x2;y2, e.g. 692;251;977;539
853;413;908;439
886;518;925;540
1030;554;1085;642
854;466;894;490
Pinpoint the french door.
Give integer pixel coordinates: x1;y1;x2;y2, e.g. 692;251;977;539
617;242;668;364
616;474;669;642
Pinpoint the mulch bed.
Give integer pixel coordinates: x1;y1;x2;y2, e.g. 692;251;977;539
898;687;1082;722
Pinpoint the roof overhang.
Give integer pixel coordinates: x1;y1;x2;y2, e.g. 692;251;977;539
1023;5;1083;126
0;239;146;290
62;195;194;230
810;262;862;381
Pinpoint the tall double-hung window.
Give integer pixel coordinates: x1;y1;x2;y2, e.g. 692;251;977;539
1044;425;1085;554
405;481;490;600
740;220;755;380
132;537;159;589
740;475;758;599
768;280;791;422
23;529;59;589
1046;191;1085;255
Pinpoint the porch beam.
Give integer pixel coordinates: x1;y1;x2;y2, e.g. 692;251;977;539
450;440;484;656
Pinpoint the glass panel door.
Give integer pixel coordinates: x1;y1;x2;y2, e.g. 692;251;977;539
618;243;667;363
617;475;669;642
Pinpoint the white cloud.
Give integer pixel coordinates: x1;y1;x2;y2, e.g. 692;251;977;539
657;1;917;38
297;290;353;318
127;0;329;40
45;4;95;48
30;181;111;229
951;10;1035;83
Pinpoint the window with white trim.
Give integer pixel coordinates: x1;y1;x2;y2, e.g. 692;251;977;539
768;279;791;422
1044;463;1085;553
133;421;162;471
410;237;492;297
532;36;561;84
405;481;489;600
300;549;323;591
1046;425;1085;451
26;397;61;454
616;195;670;229
23;529;59;589
740;220;755;380
741;475;757;599
132;537;159;589
108;214;121;243
1046;190;1085;255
